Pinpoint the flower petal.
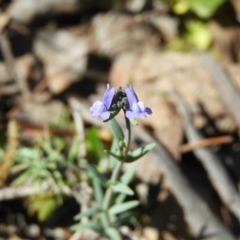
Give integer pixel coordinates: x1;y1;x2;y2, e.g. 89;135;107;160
124;85;139;107
100;111;110;121
126;110;136;119
102;84;116;109
90;101;106;117
126;101;152;119
137;102;146;112
145;107;152;115
132;102;140;114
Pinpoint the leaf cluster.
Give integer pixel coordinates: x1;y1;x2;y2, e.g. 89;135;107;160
14;132;79;193
71;162;139;239
72;119;155;239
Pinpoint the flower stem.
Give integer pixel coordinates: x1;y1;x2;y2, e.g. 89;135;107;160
101;116;131;228
102;161;122;227
124;116;131;156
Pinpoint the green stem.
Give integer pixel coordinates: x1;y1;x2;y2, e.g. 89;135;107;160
101;116;131;228
102;161;122;212
124;116;131;157
101;163;123;229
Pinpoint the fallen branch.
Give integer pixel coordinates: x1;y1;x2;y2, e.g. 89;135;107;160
175;91;240;224
199;52;240;127
0;184;72;201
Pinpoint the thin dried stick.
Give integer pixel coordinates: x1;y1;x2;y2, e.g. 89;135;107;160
180;135;233;153
0;120;19;187
69;100;97;240
0;12;10;34
0;184;72;201
175;91;240;224
199;52;240;127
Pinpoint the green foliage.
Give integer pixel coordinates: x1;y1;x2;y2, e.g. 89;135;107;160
115;164;138;204
109;118;125;141
14;132;78;192
109;200;140;216
105;143;156;163
67;135;79;163
109;137;121;169
165;0;228;51
0;132;6;164
120;164;138;184
13;131;79;221
71;221;103;232
166;19;212;51
49;106;74;130
86;127;104;162
125;143;156;162
93;177;104;205
130;118;138;126
105;227;122;240
82;161;107;186
110;182;134;196
27;193;59;222
74;207;102;221
184;20;212;49
172;0;226;18
73;117;154;239
0;149;4;165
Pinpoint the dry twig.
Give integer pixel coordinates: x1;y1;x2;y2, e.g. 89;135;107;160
175;91;240;224
0;120;19;187
0;184;72;201
69;99;97;240
180;135;233;153
199;52;240;127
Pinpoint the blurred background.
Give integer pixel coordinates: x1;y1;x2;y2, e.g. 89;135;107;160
1;0;240;239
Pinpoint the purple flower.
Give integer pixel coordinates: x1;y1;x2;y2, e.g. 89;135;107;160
124;85;152;119
90;84;115;121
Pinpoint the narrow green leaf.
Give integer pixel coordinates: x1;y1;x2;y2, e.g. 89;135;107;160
82;162;107;186
67;136;79;162
115;193;126;205
109;200;140;216
125;143;156;162
110;182;134;196
105;227;122;240
104;150;122;161
52;170;63;181
114;211;138;227
129;118;138;126
189;0;225;19
109;138;119;169
93;178;104;205
109;118;124;141
74;207;102;220
70;221;102;232
13;170;32;185
120;164;138;184
87;127;104;160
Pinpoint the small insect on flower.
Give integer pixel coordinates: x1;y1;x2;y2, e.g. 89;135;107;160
90;84;116;121
124;85;152;119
